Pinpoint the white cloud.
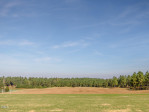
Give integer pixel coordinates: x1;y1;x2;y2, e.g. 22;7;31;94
34;57;62;63
52;45;60;49
0;40;14;45
110;2;149;27
0;39;35;46
63;42;78;47
95;50;103;56
52;40;89;49
119;2;149;19
34;57;51;62
0;54;20;65
52;42;78;49
0;1;21;17
19;40;35;46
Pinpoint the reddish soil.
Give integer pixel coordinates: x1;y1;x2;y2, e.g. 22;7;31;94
4;87;149;94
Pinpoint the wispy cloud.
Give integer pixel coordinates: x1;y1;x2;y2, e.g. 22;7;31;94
64;0;79;4
0;40;35;46
0;1;21;17
94;50;103;56
0;40;14;45
84;33;101;41
53;42;78;48
18;40;35;46
108;35;149;50
110;2;149;27
34;57;62;63
52;40;89;49
120;2;149;19
34;57;51;62
0;54;21;66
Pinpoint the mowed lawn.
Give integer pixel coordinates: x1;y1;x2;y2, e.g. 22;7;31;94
0;94;149;112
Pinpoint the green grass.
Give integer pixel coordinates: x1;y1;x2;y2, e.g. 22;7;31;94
0;94;149;112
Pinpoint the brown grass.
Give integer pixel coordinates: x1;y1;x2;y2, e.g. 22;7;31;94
4;87;149;94
50;109;63;111
101;103;111;106
105;108;131;112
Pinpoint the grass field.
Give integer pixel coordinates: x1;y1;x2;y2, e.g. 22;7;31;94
0;94;149;112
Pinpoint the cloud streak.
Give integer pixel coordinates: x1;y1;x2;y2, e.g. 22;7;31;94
0;40;35;46
34;57;62;63
94;50;103;56
110;2;149;26
18;40;35;46
0;1;21;17
52;40;89;49
34;57;51;62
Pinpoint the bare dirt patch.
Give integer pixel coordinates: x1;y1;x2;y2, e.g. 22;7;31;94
4;87;149;94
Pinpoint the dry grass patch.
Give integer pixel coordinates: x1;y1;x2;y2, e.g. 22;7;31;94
10;110;17;112
106;108;131;112
101;103;111;106
136;110;143;112
29;110;35;112
50;109;63;111
28;104;51;107
7;87;149;94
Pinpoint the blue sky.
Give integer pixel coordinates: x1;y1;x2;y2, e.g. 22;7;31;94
0;0;149;78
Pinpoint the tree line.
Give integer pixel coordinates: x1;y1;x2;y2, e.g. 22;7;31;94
0;71;149;91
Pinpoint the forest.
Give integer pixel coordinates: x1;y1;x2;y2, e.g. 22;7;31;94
0;71;149;91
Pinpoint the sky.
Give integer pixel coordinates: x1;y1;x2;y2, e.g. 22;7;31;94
0;0;149;78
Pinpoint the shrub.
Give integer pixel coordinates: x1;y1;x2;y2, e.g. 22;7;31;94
5;86;9;92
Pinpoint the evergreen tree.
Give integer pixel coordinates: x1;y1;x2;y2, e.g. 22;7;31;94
119;75;127;88
144;71;149;89
112;76;118;87
103;79;108;87
5;86;9;92
136;71;145;89
126;75;131;87
131;72;137;89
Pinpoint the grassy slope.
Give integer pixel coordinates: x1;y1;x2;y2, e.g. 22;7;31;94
0;94;149;112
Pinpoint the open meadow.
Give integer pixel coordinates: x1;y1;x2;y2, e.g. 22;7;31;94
1;0;149;111
0;87;149;112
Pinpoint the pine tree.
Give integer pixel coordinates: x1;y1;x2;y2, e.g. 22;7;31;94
131;72;137;89
145;71;149;89
112;76;118;87
137;71;145;89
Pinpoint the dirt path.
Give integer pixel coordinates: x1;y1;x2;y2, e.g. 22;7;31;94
4;87;149;94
